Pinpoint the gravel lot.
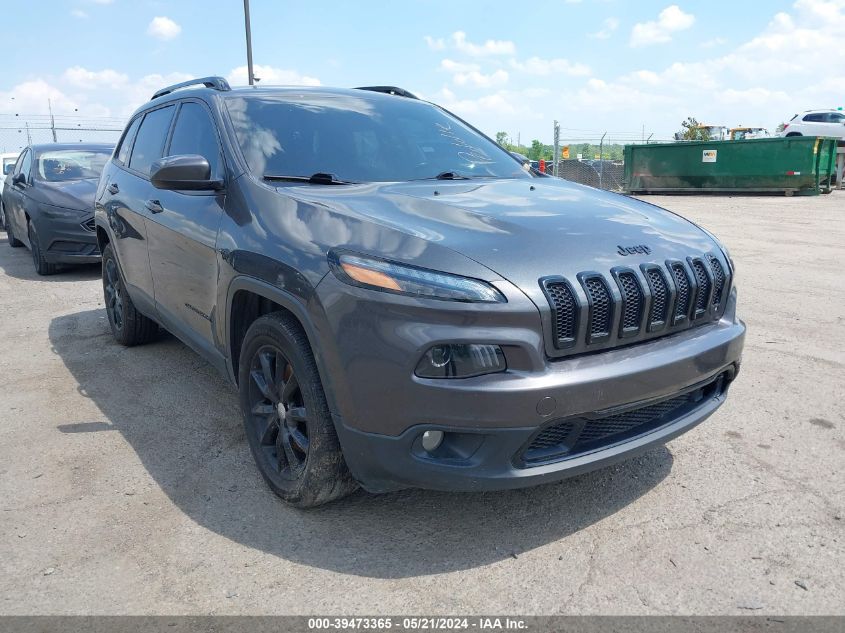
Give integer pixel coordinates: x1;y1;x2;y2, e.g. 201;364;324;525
1;192;843;615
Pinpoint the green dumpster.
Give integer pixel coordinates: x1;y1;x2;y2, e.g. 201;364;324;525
624;136;838;196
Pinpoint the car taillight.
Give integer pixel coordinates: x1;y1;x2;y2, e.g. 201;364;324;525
783;124;789;130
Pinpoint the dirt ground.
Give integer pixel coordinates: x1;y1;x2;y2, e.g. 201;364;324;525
0;192;843;615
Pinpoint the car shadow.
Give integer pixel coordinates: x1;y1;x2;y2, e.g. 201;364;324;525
48;308;674;579
0;233;101;282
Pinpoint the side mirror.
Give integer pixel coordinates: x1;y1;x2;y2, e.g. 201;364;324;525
12;172;26;186
3;164;14;176
150;155;223;191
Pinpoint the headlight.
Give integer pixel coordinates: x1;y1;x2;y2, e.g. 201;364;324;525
328;251;506;303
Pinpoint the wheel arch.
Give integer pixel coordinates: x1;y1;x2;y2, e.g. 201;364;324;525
224;276;336;409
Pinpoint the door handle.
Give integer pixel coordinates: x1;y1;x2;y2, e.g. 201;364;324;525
144;199;164;214
107;183;119;195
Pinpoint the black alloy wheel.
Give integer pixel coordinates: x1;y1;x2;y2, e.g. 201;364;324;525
104;256;124;333
246;344;311;481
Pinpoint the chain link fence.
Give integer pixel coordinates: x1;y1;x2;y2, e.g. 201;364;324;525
0;115;123;155
553;159;626;191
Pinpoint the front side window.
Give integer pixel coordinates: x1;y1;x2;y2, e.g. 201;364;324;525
18;150;32;180
167;102;222;178
224;92;528;183
827;113;845;123
116;116;142;165
35;149;111;182
129;105;175;177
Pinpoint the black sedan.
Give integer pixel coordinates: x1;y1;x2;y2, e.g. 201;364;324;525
3;143;114;275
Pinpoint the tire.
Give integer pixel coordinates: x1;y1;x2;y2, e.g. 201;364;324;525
6;216;23;247
28;222;58;276
238;312;357;507
101;242;158;346
0;201;6;231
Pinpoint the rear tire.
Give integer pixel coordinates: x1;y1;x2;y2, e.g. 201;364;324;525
28;223;58;276
101;242;158;346
6;217;23;247
0;201;6;231
238;312;357;507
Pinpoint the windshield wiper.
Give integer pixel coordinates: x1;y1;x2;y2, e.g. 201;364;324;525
263;172;358;185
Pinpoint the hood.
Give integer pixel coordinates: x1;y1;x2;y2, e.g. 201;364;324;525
33;178;98;212
286;178;718;293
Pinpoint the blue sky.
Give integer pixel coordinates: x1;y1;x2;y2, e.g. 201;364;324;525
2;0;843;144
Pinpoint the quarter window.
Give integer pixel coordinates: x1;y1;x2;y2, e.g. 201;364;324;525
129;106;175;177
167;102;223;178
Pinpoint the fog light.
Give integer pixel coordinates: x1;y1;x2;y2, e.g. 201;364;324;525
415;344;506;378
421;430;444;452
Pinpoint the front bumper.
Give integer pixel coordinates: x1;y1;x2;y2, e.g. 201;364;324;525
36;211;100;264
337;367;735;492
315;273;745;493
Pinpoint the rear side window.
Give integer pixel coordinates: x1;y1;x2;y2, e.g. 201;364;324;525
803;113;826;122
167;102;223;179
116;116;142;165
129;106;175;177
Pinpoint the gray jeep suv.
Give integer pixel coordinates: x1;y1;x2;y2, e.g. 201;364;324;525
94;77;744;507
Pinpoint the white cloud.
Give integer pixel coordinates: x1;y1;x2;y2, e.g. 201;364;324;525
450;31;516;56
424;35;446;51
701;37;726;48
591;17;620;40
62;67;129;88
631;5;695;47
440;59;480;74
71;9;88;18
91;0;114;4
565;0;845;138
510;57;591;77
147;16;181;41
452;69;509;88
226;65;321;87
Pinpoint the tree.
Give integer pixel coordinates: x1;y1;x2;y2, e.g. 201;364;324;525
677;117;711;141
529;139;544;160
495;131;508;146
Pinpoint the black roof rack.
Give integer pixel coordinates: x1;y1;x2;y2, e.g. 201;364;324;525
355;86;418;99
151;76;231;100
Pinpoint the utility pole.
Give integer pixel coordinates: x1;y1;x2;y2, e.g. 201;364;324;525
243;0;255;85
552;120;560;177
48;99;57;143
599;131;606;188
25;122;32;145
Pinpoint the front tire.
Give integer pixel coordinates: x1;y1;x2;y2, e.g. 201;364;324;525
101;242;158;346
28;223;58;276
238;312;357;507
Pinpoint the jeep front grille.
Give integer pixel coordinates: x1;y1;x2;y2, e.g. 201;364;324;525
543;280;578;348
541;252;731;357
617;271;644;335
582;275;612;342
691;258;712;319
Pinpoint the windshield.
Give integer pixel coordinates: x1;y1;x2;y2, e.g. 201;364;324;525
225;92;529;183
35;149;111;182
